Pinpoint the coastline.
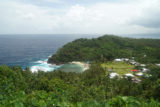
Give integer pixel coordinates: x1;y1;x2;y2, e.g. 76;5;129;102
70;61;90;71
30;59;90;73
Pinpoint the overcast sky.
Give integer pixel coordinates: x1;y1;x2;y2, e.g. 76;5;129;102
0;0;160;34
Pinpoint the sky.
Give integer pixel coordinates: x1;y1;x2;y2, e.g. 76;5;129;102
0;0;160;34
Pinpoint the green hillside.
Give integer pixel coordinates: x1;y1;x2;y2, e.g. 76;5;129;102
48;35;160;64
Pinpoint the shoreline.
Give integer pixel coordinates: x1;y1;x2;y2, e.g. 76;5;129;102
31;59;90;72
70;61;90;71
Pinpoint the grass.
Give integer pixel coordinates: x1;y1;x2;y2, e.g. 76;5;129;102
102;61;135;76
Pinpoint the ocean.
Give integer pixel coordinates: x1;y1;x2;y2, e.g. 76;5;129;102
0;34;159;72
0;34;98;72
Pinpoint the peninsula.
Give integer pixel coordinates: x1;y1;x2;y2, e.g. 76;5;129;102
48;35;160;64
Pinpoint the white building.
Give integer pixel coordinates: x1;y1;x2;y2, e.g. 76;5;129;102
141;68;149;72
130;61;137;65
110;73;119;78
156;64;160;67
114;59;123;62
132;78;141;83
124;58;129;61
136;72;143;76
124;73;135;77
114;58;129;62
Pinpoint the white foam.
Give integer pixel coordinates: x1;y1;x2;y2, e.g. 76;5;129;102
30;59;61;72
31;66;53;72
48;55;52;58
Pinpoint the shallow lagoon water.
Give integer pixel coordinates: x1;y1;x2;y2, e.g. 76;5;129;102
30;59;84;72
58;63;84;72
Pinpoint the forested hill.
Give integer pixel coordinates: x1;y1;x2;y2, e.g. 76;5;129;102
48;35;160;64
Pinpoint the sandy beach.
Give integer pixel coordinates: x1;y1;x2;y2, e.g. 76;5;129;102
71;61;90;71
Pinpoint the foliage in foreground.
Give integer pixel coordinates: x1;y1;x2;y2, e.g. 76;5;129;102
1;93;160;107
0;64;160;106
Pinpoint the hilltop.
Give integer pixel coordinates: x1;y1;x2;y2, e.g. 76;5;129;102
48;35;160;64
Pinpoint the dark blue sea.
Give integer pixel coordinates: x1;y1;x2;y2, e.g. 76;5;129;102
0;34;99;72
0;34;159;72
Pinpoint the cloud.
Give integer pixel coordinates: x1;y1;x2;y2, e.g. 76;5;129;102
32;0;64;4
38;0;62;3
129;0;160;28
0;0;160;34
55;1;160;34
0;0;64;34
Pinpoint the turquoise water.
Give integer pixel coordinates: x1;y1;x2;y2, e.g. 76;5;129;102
30;59;84;72
58;63;84;72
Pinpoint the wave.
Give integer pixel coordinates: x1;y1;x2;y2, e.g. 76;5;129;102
30;59;61;72
30;59;87;73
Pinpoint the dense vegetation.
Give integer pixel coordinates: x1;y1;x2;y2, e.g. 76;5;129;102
1;35;160;106
48;35;160;64
0;63;160;106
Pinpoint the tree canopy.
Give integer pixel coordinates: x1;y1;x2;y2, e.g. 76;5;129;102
0;64;160;106
48;35;160;64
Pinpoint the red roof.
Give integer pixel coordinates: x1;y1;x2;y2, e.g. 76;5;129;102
132;69;138;72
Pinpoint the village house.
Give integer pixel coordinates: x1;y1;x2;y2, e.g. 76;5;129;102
124;73;135;77
156;64;160;67
132;78;141;83
129;60;137;65
114;58;123;62
131;69;139;72
141;68;149;72
136;72;143;76
109;73;119;78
